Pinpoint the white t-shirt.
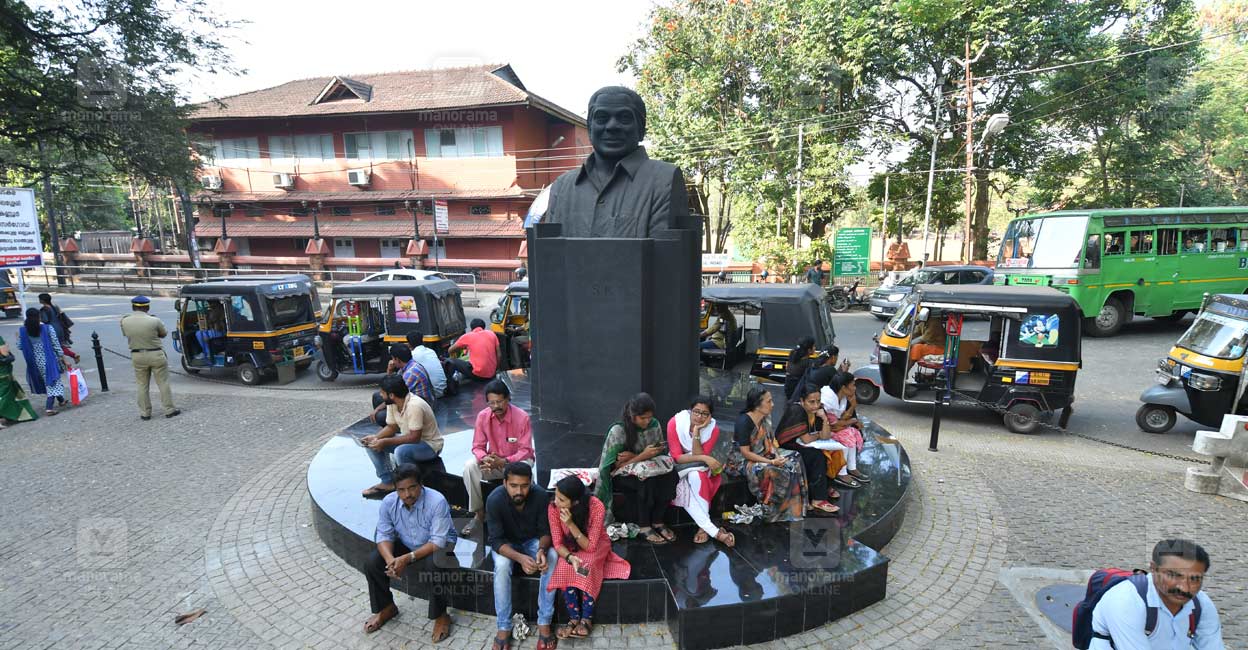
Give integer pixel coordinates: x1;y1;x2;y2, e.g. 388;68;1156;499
412;345;447;397
821;386;847;418
1089;576;1223;650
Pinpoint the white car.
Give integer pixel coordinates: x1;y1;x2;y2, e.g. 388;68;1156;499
361;269;449;282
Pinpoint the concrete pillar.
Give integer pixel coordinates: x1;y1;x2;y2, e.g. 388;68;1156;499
405;239;429;270
214;238;238;271
131;237;156;276
305;238;330;281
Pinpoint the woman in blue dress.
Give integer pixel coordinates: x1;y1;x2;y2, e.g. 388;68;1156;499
17;307;68;416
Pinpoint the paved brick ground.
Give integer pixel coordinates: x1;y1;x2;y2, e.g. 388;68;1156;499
1;369;1244;649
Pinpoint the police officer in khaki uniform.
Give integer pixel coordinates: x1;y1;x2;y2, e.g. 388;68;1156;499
120;296;180;420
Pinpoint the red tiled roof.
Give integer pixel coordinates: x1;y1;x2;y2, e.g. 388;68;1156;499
190;64;583;126
192;189;526;203
194;217;523;239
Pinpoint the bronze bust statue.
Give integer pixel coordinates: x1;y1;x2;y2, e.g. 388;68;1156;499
543;86;691;238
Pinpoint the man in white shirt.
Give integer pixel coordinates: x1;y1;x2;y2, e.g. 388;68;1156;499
406;332;447;398
1090;539;1223;649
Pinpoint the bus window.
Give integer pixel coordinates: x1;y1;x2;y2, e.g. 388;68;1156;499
1129;230;1153;254
1181;228;1208;253
1239;229;1248;252
1209;228;1238;252
1104;232;1125;255
1158;229;1179;255
1083;234;1100;269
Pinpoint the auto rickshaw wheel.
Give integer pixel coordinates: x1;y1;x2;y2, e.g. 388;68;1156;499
829;295;850;312
180;356;201;375
236;362;262;386
1003;402;1042;434
1084;298;1125;337
315;360;339;382
855;379;880;405
1135;404;1176;434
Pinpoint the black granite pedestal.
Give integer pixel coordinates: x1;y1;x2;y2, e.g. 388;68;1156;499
310;371;912;649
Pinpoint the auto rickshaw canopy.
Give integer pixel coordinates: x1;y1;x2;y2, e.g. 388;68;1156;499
701;283;835;351
179;276;318;332
902;284;1082;364
329;279;465;340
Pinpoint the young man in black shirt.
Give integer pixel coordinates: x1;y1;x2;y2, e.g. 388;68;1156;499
486;462;557;649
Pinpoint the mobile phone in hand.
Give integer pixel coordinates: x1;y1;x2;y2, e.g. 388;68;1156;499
575;564;590;577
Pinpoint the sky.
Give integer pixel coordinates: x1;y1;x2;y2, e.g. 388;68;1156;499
184;0;659;116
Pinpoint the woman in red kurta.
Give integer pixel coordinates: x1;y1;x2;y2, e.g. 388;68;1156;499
548;475;630;639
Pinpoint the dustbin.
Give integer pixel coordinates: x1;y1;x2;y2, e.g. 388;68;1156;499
275;360;297;385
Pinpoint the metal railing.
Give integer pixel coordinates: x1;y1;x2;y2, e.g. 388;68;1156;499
700;272;888;291
14;264;482;301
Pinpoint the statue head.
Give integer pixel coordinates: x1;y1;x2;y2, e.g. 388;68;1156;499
587;86;646;163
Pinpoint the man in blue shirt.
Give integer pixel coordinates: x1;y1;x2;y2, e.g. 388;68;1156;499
362;463;458;642
486;462;556;649
1090;539;1223;649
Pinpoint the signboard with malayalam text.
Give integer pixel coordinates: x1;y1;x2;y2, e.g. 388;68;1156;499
832;227;871;277
434;199;450;235
0;187;43;268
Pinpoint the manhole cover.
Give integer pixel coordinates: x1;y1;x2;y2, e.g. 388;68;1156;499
1035;584;1084;632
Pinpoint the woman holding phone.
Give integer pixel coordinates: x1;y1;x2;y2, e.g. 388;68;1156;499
595;393;678;544
548;475;630;640
735;386;810;522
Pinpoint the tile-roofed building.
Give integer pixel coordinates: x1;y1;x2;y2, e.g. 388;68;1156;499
187;63;588;273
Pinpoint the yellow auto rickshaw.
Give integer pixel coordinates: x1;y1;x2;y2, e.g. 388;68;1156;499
490;279;531;370
855;285;1082;434
1137;293;1248;433
314;279;465;381
173;276;320;385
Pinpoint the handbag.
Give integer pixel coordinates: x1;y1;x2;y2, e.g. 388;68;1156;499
613;454;675;479
68;367;89;405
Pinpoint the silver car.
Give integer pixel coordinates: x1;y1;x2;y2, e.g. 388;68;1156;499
868;265;995;319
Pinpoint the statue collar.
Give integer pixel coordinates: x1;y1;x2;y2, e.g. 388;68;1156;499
577;146;650;183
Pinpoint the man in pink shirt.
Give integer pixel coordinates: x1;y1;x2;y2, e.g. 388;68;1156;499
461;379;535;536
447;318;500;383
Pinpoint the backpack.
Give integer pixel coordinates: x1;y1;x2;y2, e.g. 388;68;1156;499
1071;568;1201;649
58;308;73;331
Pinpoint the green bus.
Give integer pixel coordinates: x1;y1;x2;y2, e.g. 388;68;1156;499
995;207;1248;336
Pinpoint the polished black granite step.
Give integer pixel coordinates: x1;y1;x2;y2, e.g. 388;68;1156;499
309;370;912;650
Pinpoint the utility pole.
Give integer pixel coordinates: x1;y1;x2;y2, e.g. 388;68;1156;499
172;181;203;270
921;77;945;263
36;139;66;287
794;123;804;249
955;40;987;264
881;175;890;270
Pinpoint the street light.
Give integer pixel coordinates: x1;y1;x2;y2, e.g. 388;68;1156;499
302;200;323;241
977;113;1010;150
962;112;1009;262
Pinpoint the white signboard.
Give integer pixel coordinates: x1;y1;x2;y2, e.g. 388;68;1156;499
701;253;730;268
434;199;450;235
0;187;43;268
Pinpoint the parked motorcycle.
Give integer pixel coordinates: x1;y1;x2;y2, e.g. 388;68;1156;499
828;279;869;312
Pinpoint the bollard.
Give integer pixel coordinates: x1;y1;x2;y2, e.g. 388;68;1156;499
92;332;109;392
928;388;944;451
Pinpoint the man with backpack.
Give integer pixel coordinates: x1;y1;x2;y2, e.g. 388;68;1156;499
1074;538;1223;649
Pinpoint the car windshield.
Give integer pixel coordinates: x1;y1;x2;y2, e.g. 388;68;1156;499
896;269;940;287
1177;311;1248;360
998;216;1089;269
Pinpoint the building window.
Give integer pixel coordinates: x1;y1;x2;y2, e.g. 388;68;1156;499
244;205;264;217
331;206;352;216
333;238;355;258
344;130;412;161
209;137;260;163
423;126;503;158
375;205;396;216
292;206;309;217
469;205;491;216
269;134;334;161
212;205;231;218
379;238;404;258
293;238;309;250
422;203;434;215
429;238;446;260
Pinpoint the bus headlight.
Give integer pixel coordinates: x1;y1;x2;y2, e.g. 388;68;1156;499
1188;373;1222;391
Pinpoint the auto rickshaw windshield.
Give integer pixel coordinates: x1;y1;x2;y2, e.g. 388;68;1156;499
886;299;918;337
1178;311;1248;360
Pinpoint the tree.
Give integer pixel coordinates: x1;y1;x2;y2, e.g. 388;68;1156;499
621;0;867;255
851;0;1139;259
0;0;236;248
